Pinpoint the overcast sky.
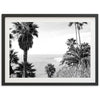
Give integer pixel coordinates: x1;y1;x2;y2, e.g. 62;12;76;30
11;22;91;55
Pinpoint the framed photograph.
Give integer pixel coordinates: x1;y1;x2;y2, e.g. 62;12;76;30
2;14;98;86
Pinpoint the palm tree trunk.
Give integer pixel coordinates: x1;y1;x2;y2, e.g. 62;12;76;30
23;50;28;77
77;28;81;46
75;23;78;46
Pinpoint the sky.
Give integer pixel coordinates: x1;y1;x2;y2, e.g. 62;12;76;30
11;22;91;55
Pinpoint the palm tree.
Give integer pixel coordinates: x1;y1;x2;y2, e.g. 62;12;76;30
61;38;90;73
69;22;78;45
66;38;77;49
14;62;36;78
77;22;88;45
11;22;38;77
9;34;19;77
68;22;88;46
45;64;56;78
10;50;19;77
9;34;13;48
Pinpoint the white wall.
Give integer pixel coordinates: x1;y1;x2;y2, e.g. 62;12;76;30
0;0;99;100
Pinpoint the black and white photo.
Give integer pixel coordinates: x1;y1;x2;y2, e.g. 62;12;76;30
2;14;98;85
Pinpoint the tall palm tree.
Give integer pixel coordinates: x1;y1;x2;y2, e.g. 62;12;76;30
69;22;78;45
77;22;88;45
11;22;38;77
68;22;87;46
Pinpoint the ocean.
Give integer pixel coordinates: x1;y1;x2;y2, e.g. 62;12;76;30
18;54;63;78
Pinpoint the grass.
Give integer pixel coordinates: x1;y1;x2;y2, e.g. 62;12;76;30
56;64;90;78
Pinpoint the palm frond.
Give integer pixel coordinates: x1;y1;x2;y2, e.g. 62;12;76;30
33;29;38;37
82;22;88;24
68;22;73;26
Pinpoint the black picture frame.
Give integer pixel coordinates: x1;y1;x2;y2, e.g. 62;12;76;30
1;14;98;86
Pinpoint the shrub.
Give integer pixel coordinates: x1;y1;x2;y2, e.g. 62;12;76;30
45;64;56;78
14;62;36;78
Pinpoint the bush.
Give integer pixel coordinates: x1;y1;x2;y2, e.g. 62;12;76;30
45;64;56;78
14;62;36;78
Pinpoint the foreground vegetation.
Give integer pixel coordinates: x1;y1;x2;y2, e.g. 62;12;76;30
56;38;90;78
